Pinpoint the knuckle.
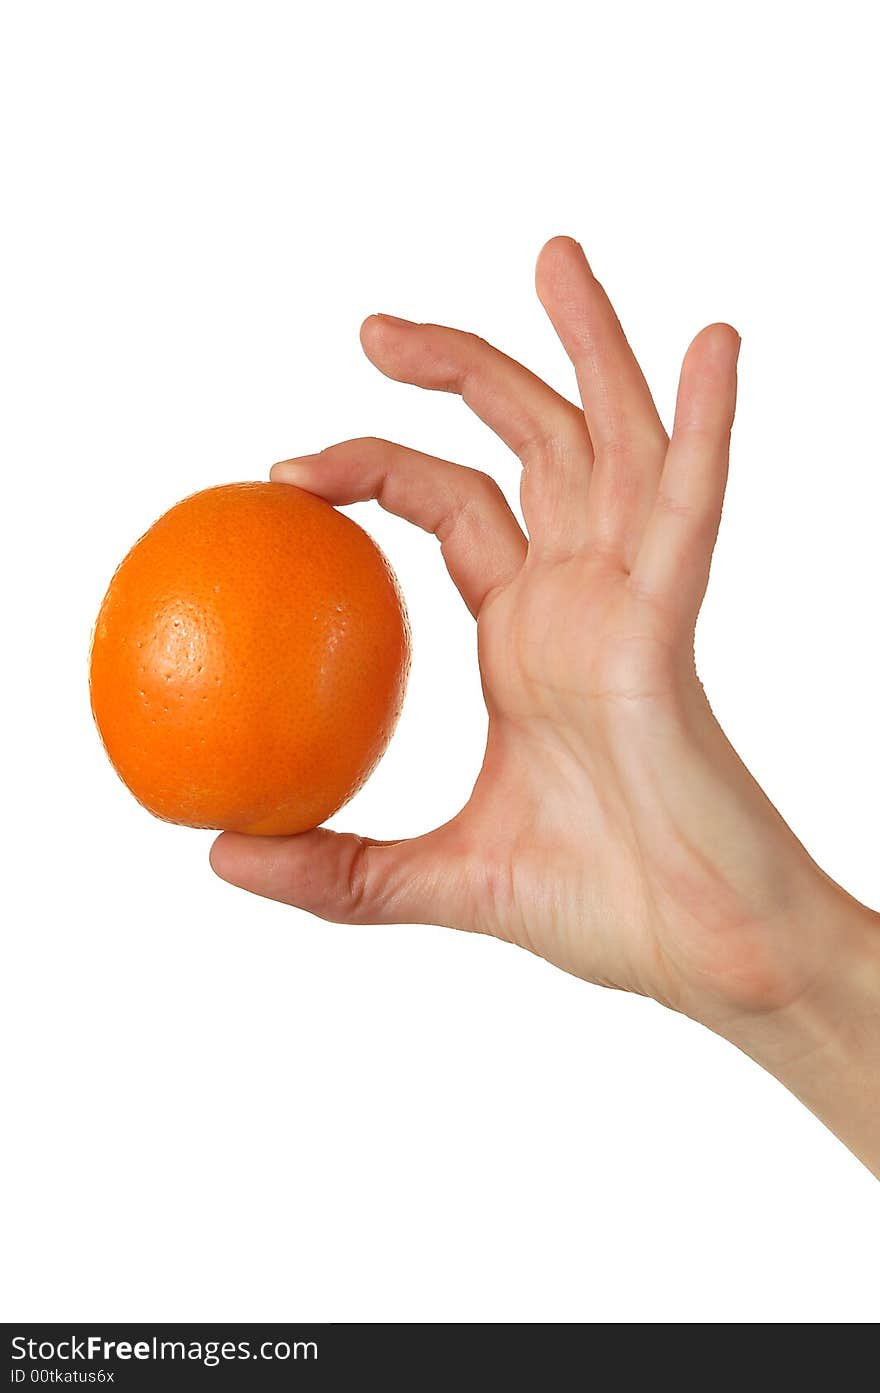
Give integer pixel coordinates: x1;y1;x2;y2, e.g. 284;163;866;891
463;330;490;355
518;431;568;471
353;434;393;455
466;467;505;505
328;435;392;462
594;432;632;465
344;840;373;920
654;489;697;521
596;426;666;468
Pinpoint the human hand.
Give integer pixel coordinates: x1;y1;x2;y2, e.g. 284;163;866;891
211;238;880;1172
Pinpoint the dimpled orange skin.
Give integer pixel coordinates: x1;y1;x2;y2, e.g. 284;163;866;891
89;482;410;834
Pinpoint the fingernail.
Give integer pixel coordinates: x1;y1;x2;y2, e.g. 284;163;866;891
271;456;318;479
374;313;414;327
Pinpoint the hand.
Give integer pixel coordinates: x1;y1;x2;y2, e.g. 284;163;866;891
211;237;880;1173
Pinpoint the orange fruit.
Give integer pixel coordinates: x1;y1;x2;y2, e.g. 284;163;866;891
90;482;410;834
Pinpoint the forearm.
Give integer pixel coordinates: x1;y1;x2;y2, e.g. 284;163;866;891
717;893;880;1178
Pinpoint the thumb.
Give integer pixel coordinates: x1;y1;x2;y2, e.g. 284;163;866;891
210;826;450;926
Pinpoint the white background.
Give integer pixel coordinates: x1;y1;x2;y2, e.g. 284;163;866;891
2;1;879;1323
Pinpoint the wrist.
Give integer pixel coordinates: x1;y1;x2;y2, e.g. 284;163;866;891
716;891;880;1176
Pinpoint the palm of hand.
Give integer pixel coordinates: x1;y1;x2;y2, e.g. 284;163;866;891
461;551;812;1021
213;238;833;1028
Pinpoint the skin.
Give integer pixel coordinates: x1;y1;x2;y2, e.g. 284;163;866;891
211;237;880;1177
